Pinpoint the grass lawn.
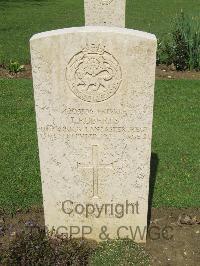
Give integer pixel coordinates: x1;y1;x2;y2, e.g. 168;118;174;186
0;78;42;211
0;0;200;64
0;78;200;211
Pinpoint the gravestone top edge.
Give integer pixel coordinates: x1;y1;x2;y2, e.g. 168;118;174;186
30;26;157;43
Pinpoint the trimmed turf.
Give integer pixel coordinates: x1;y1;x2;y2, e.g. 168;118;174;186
0;0;200;64
0;79;200;211
89;240;150;265
152;80;200;207
0;79;42;211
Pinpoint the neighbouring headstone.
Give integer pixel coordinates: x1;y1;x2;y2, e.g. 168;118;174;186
30;26;156;243
84;0;126;27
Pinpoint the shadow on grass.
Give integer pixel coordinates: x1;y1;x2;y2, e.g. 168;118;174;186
147;152;159;227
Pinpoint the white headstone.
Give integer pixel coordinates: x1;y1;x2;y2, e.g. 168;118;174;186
84;0;126;27
30;26;156;243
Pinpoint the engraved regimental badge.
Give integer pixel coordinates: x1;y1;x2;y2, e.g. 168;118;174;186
66;44;122;103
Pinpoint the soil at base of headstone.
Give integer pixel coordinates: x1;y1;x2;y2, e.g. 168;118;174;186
0;207;199;265
0;65;200;80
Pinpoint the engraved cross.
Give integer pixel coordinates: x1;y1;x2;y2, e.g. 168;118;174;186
78;145;113;198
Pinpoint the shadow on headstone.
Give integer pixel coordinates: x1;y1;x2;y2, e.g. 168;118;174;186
147;152;159;227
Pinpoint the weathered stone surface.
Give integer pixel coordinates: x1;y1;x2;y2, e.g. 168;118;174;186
30;26;157;243
84;0;126;27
